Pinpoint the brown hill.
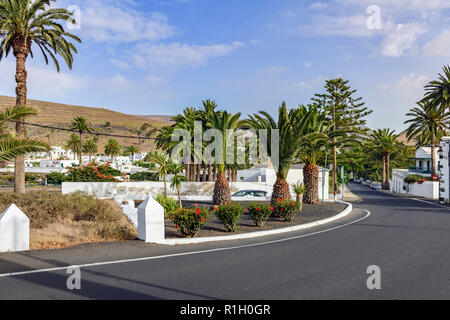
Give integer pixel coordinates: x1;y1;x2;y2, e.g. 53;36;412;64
0;95;171;153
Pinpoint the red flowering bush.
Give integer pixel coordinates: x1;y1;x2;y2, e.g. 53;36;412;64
274;199;301;222
169;206;211;238
66;163;121;182
215;202;243;232
247;203;272;227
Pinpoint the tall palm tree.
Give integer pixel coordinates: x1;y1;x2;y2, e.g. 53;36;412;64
209;110;242;205
65;134;80;161
423;65;450;112
245;102;312;205
104;139;121;163
168;161;186;208
82;138;98;163
404;100;450;177
0;0;81;193
370;129;400;189
70;117;94;166
297;106;332;204
149;151;171;197
124;145;139;164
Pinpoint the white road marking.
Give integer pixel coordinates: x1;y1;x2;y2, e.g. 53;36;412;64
410;198;450;209
0;209;371;278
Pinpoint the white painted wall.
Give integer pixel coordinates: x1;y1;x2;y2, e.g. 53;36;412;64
138;197;165;243
391;169;439;199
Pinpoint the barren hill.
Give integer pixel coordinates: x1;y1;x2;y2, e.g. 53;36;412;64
0;95;171;153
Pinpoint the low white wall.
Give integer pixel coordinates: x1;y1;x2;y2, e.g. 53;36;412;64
0;204;30;253
62;180;329;201
391;170;439;199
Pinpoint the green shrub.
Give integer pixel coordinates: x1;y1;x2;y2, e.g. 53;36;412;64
155;194;179;217
130;171;159;181
215;202;244;232
46;172;67;185
247;203;273;227
404;174;431;184
274;199;301;222
135;161;156;170
169;206;211;237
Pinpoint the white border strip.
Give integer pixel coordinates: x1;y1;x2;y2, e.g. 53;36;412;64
0;208;370;278
157;200;353;245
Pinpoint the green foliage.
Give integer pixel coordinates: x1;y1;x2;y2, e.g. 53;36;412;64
66;163;120;182
155;194;179;217
274;199;301;222
247;203;273;227
46;172;67;185
134;161;156;170
130;172;159;182
169;205;211;237
104;139;121;160
215;202;244;232
292;182;306;195
404;174;431;184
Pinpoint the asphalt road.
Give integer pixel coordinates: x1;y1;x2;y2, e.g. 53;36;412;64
0;184;449;300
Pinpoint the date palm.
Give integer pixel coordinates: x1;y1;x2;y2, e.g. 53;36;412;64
82;138;98;163
168;161;186;208
149;151;171;197
405;100;450;177
70;117;94;166
65;134;80;161
209;110;242;205
124;145;139;164
245;102;312;206
104;139;121;163
0;0;81;193
423;65;450;112
370;129;400;189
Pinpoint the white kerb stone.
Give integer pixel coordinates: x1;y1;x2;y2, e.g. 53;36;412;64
0;204;30;253
137;197;165;243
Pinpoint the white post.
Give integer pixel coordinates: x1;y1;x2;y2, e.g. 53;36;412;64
0;204;30;253
138;197;165;243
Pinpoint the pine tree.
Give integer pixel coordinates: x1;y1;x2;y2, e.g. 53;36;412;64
313;78;373;198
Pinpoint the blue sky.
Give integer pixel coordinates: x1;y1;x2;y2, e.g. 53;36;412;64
1;0;450;131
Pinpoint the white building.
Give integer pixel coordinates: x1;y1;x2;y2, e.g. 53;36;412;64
40;159;79;169
438;137;450;203
391;147;439;199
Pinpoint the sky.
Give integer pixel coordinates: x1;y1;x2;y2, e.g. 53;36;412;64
1;0;450;131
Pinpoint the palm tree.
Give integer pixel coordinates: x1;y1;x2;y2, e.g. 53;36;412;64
0;107;49;163
209;110;242;205
104;139;121;162
370;129;400;189
82;138;98;163
0;0;81;193
423;65;450;112
168;161;186;208
70;117;94;166
65;134;81;161
149;151;171;197
297;106;332;204
405;100;450;177
245;102;312;205
124;145;139;164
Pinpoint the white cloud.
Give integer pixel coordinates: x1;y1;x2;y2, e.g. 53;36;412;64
304;61;312;68
74;0;176;43
131;41;245;68
382;23;426;57
379;73;429;97
423;29;450;57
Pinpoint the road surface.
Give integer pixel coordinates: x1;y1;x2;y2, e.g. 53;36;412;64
0;184;449;300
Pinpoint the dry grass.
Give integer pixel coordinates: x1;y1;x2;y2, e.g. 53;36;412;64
0;95;171;152
0;191;137;250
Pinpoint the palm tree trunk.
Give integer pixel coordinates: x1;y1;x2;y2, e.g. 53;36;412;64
332;144;337;198
185;164;190;182
381;153;386;188
79;132;83;166
163;174;167;197
177;187;182;208
386;153;391;190
304;163;319;205
196;164;201;182
13;43;29;194
202;164;207;182
213;172;231;205
208;164;212;182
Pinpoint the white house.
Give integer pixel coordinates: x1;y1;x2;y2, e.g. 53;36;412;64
40;159;79;169
437;137;450;203
391;147;439;199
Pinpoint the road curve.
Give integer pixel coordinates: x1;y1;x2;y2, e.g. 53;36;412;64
0;184;449;300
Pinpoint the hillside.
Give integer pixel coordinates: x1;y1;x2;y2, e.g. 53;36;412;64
0;95;171;153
